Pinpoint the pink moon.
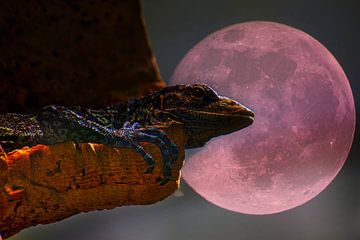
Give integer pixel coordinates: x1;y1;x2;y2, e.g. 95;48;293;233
170;21;355;214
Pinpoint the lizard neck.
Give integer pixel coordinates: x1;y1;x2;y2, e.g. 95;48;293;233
107;93;159;126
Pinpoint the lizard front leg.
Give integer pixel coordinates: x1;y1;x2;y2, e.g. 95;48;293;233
37;105;179;184
121;122;179;185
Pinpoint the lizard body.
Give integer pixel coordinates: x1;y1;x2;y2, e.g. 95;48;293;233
0;83;254;184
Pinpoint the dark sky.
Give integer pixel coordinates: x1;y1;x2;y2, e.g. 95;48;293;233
13;0;359;240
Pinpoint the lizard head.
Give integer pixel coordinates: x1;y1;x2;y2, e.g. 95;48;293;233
152;83;254;148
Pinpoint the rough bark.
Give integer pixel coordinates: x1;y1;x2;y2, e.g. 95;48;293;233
0;122;186;239
0;0;164;113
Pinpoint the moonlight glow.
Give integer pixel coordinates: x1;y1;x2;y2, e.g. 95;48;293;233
171;21;355;214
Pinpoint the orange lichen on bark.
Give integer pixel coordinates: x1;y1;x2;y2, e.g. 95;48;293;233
0;123;186;239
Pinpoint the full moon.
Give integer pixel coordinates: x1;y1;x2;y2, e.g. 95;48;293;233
170;21;355;214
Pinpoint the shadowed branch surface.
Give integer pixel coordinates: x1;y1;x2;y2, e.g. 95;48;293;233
0;123;186;239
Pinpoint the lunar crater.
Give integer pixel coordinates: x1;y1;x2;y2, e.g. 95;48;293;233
222;29;245;43
259;51;297;81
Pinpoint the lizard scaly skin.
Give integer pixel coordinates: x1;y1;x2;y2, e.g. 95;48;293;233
0;83;254;185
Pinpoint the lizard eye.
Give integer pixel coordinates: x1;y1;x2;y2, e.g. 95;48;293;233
191;86;206;100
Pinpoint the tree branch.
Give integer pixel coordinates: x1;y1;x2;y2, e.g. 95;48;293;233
0;123;186;239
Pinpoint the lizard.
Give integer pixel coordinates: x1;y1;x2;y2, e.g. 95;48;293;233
0;83;254;185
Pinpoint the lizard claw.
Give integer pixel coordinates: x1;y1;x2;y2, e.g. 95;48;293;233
156;176;175;186
136;127;178;184
144;164;155;174
157;178;170;186
110;122;179;184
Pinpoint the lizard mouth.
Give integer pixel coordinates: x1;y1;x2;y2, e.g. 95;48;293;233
161;97;255;148
168;107;254;131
